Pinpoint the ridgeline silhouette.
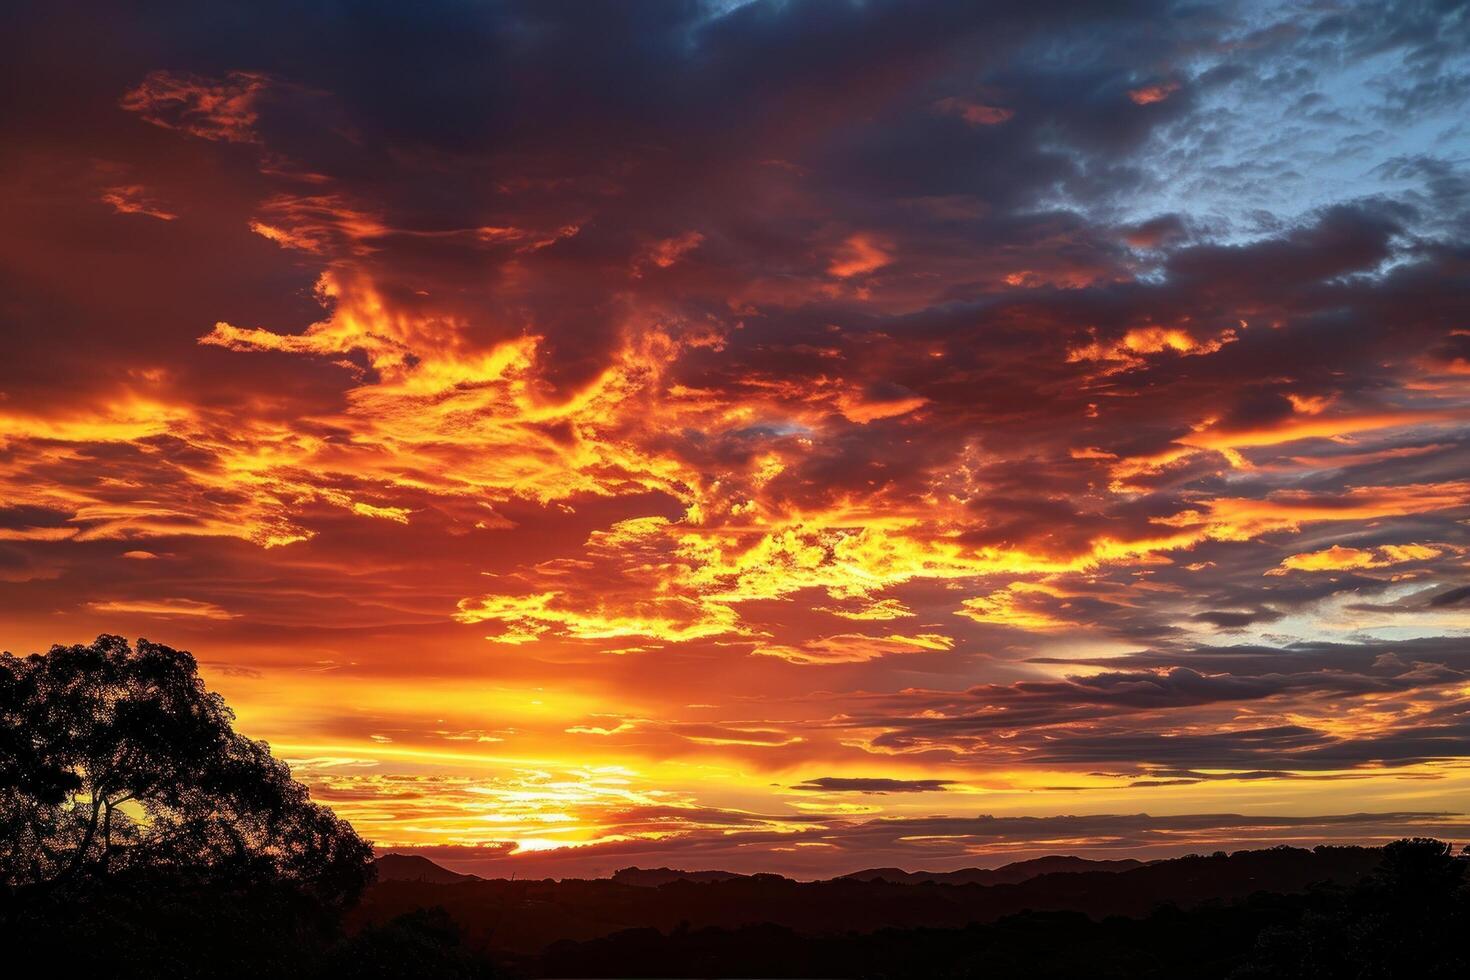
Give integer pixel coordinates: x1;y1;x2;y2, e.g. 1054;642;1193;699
3;635;1468;978
359;842;1470;976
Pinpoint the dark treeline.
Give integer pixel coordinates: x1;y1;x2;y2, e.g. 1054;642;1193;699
5;636;1468;978
360;844;1388;952
521;838;1470;978
360;840;1470;978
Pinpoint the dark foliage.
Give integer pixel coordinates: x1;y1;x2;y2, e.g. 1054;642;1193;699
1236;837;1470;980
0;634;372;900
0;635;496;979
322;907;498;980
534;906;1278;979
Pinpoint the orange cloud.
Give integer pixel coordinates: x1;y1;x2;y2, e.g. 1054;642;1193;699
820;598;916;621
120;70;269;142
247;194;390;253
1128;81;1180;105
1182;410;1455;453
956;582;1078;630
1268;542;1446;575
634;231;704;275
828;233;891;278
87;598;236;619
834;389;928;424
753;632;953;665
1169;482;1470;541
933;97;1014;125
455;590;743;644
100;185;177;220
1068;325;1236;371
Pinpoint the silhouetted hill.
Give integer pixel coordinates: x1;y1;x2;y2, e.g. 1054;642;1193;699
350;844;1386;958
374;854;481;884
531;840;1470;979
612;867;747;886
841;855;1146;885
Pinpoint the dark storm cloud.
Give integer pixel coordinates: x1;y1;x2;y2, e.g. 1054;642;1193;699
1034;636;1470;675
1429;585;1470;607
831;634;1470;771
790;777;955;794
1190;608;1284;629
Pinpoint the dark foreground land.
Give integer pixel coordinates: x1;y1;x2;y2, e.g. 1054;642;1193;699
354;840;1470;978
9;838;1470;978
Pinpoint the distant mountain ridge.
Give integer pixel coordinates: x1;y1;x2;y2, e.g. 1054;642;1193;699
840;855;1147;885
612;866;748;887
377;854;1142;886
354;842;1467;977
355;845;1389;958
374;853;481;883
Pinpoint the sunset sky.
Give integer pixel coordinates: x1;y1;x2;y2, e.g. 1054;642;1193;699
3;0;1470;877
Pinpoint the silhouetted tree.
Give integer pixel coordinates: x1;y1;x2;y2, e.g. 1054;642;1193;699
0;634;372;904
0;635;397;979
1236;837;1470;979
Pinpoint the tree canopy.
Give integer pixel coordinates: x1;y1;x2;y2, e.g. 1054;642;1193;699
0;635;499;979
0;634;372;905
